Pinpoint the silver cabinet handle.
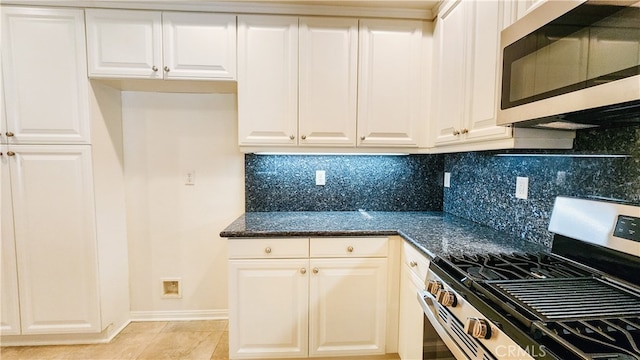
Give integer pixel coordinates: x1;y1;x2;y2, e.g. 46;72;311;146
289;135;295;140
264;247;272;254
461;128;469;134
300;268;307;274
453;129;461;136
313;267;319;274
6;132;14;137
347;246;354;253
410;261;418;267
7;151;15;156
164;66;170;72
152;66;158;72
301;135;307;140
360;136;366;141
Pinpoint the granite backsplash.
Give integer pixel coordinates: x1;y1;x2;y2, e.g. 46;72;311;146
245;154;444;212
244;126;640;247
443;125;640;247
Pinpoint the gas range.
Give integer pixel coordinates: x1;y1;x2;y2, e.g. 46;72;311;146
419;197;640;360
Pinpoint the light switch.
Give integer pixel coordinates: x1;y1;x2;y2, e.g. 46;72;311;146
444;172;451;188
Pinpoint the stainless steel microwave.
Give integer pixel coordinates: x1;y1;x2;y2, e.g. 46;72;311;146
498;0;640;130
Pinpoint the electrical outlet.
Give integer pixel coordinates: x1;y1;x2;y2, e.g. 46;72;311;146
444;172;451;188
316;170;326;186
515;177;529;199
185;170;195;185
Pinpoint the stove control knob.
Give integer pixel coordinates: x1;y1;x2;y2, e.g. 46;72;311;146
426;280;442;295
436;290;458;307
465;318;492;340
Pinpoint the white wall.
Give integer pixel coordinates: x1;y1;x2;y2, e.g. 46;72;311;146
122;91;244;319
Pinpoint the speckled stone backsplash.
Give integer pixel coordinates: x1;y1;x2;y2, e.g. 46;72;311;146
443;125;640;247
245;154;444;212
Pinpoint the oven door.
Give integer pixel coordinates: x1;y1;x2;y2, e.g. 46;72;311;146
418;290;468;360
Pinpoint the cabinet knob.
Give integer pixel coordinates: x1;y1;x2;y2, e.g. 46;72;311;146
461;128;469;134
347;246;354;253
7;151;15;156
300;268;307;274
410;261;418;267
264;247;272;254
301;135;306;140
289;135;295;140
360;136;366;141
6;132;14;137
313;267;319;274
152;66;158;72
453;130;461;136
164;66;170;72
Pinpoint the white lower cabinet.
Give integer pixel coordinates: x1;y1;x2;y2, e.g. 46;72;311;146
228;237;388;359
398;241;430;360
1;145;101;335
309;258;387;357
228;259;309;358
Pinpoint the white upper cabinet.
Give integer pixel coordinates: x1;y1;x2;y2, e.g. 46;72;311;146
237;15;299;146
358;19;425;147
85;10;162;79
298;17;358;147
238;15;428;150
433;0;466;146
162;12;236;80
86;9;236;80
433;0;511;147
1;7;90;145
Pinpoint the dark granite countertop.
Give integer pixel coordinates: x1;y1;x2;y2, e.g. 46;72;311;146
220;211;548;259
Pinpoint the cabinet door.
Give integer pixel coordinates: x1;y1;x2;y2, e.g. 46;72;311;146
299;17;358;147
162;12;237;80
309;258;387;357
9;145;100;334
0;146;21;335
238;16;298;146
464;0;512;142
228;259;309;359
433;0;466;146
358;19;423;147
398;264;425;360
86;9;162;79
1;7;90;144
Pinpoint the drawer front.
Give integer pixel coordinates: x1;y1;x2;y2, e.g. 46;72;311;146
310;237;388;258
402;241;429;281
228;238;309;259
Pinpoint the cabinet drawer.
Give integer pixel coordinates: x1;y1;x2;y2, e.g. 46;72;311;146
228;238;309;259
402;241;430;281
310;237;388;258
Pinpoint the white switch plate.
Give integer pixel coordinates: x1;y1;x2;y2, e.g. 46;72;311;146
185;170;195;185
444;172;451;188
316;170;326;186
515;176;528;199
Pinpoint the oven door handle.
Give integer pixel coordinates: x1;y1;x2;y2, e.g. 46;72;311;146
418;290;470;360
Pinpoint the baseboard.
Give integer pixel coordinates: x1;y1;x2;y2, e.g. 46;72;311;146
0;319;131;347
129;309;228;321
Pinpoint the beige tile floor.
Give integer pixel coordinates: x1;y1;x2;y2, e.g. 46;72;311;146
0;320;229;360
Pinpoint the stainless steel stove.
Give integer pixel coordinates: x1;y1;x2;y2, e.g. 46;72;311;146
419;196;640;360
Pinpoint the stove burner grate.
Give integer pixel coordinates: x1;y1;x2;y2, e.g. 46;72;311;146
534;316;640;360
447;253;592;281
492;278;640;321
